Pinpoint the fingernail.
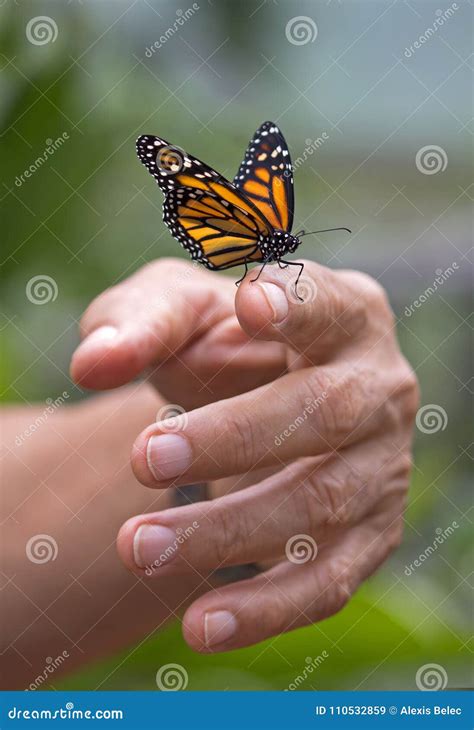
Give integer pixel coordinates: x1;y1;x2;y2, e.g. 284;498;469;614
77;326;118;353
146;434;192;481
204;610;238;647
258;282;289;323
133;524;177;569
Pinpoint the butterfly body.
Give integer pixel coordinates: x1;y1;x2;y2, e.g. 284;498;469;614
136;122;350;293
136;121;302;281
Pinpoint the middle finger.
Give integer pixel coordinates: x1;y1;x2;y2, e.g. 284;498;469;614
131;361;390;488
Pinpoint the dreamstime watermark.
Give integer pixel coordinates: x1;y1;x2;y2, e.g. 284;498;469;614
144;521;199;576
145;4;200;57
15;392;70;447
26;274;59;304
156;144;186;173
26;652;70;691
285;534;318;564
285;16;318;45
416;404;448;434
404;262;458;317
284;133;329;178
415;145;448;174
156;663;188;690
285;276;318;305
154;261;199;305
26;16;58;45
155;404;189;432
284;652;329;690
26;534;58;564
15;133;69;187
404;4;459;58
275;393;328;446
404;521;459;576
416;663;448;690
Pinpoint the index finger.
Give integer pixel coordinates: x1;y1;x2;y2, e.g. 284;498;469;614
70;259;234;390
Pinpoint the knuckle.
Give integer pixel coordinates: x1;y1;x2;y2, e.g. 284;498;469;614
214;409;258;471
206;503;247;566
306;369;363;443
347;271;394;328
79;287;116;337
307;464;360;527
389;521;405;551
325;555;354;615
260;585;296;636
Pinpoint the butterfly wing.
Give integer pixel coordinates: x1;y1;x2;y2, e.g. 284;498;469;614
136;134;272;269
233;121;294;234
163;188;266;270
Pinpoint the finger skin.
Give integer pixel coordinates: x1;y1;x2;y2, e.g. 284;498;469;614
235;261;390;359
70;259;234;390
118;439;409;577
181;516;402;652
130;361;389;489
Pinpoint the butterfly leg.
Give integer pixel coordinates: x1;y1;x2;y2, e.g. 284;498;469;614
277;260;289;270
249;254;274;284
279;260;305;302
234;260;249;287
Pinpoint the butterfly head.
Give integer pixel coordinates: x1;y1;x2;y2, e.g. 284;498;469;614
270;230;301;259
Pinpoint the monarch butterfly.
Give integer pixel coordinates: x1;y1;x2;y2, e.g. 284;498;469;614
136;121;349;297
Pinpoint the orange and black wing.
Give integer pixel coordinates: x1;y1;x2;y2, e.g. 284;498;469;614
233;121;294;233
136;134;272;270
163;188;267;270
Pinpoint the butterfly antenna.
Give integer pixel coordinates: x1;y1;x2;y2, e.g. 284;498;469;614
297;227;352;237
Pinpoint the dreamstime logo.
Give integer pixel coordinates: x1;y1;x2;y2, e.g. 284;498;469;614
274;393;328;447
144;521;199;576
145;4;200;57
404;521;459;576
285;276;317;305
415;145;448;175
404;3;459;58
284;133;329;178
26;275;58;305
26;534;58;564
285;16;318;46
15;133;69;187
26;16;58;45
15;392;70;447
155;404;188;432
416;663;448;690
156;145;185;174
156;663;188;690
284;652;329;690
285;534;318;564
416;404;448;434
26;651;70;691
404;262;459;317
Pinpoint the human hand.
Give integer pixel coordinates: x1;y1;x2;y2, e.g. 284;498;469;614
70;258;287;409
115;261;419;652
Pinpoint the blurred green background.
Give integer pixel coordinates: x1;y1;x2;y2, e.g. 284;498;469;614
1;0;472;690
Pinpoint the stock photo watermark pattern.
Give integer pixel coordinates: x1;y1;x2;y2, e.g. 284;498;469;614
415;145;448;175
155;663;189;691
1;0;471;712
415;404;448;434
25;534;59;565
25;16;58;46
404;521;459;576
415;663;449;691
14;133;69;188
285;16;318;46
25;275;59;305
